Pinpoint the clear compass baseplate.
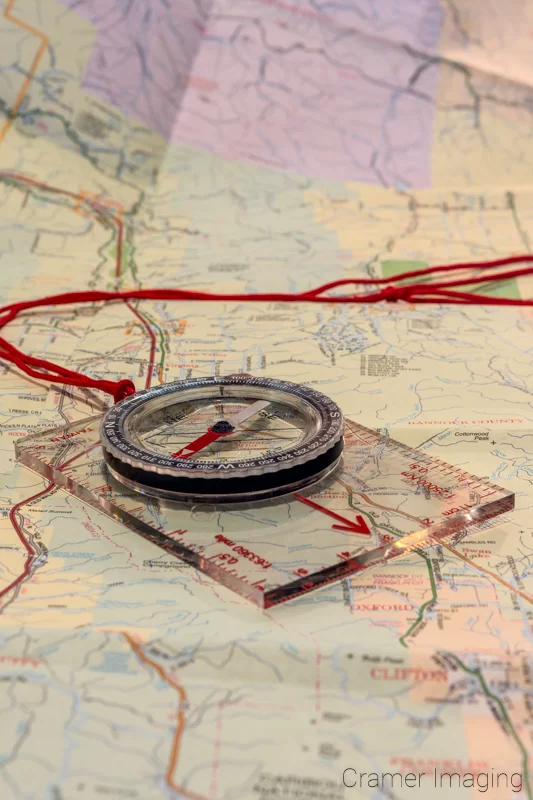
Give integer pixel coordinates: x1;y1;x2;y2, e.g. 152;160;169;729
15;376;515;607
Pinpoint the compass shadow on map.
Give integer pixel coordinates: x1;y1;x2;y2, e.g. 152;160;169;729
15;417;514;609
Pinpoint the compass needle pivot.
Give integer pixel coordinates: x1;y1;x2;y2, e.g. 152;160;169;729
100;377;344;503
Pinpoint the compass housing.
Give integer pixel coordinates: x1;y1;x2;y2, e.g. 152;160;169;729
100;376;344;502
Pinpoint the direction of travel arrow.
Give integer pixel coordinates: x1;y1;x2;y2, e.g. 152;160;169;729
293;494;371;535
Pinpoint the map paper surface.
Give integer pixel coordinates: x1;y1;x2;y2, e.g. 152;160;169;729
0;1;533;798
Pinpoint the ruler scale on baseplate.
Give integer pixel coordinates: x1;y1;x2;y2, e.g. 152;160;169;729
15;377;514;608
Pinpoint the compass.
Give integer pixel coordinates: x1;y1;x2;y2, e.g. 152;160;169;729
100;375;344;502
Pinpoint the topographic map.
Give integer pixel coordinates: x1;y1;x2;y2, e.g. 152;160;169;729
1;1;533;798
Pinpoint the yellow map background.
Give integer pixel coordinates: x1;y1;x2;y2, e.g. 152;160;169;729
0;2;532;799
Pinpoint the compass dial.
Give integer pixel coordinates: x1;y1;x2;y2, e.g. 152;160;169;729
100;376;344;502
131;397;307;462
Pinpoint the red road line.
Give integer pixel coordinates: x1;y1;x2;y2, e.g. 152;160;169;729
0;171;92;203
0;550;33;603
0;179;98;608
0;173;188;792
0;172;125;276
2;484;54;603
0;176;134;603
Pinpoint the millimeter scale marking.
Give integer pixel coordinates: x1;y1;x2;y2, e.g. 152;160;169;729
347;423;504;491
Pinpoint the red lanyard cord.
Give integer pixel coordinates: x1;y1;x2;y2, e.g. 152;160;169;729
2;254;533;403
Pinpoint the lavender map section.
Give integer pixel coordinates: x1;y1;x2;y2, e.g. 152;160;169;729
57;0;214;141
60;0;443;187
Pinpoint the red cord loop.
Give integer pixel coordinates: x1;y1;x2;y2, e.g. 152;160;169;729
378;285;413;302
0;253;532;403
112;379;137;403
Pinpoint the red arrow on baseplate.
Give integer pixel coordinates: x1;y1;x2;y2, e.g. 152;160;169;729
293;494;371;535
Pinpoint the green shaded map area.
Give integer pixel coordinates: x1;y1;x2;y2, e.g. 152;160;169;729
382;259;521;299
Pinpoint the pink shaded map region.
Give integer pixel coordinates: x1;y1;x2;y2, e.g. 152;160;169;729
57;0;213;140
172;0;443;187
60;0;442;187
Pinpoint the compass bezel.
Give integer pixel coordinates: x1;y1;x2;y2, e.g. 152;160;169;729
100;376;344;502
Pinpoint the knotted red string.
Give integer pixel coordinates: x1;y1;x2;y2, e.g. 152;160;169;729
2;253;533;402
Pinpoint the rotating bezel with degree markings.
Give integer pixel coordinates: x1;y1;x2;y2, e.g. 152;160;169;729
100;375;344;503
